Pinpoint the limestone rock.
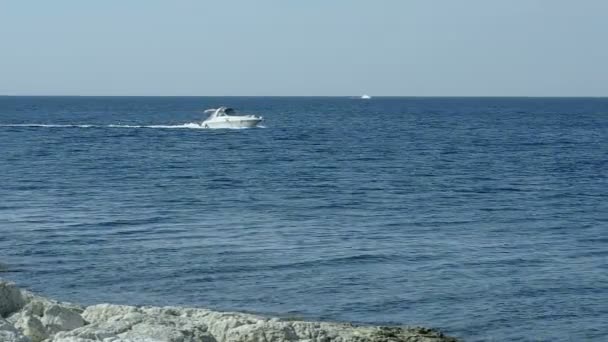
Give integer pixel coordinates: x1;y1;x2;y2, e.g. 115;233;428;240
41;304;87;334
13;315;47;342
0;317;31;342
0;280;458;342
57;304;456;342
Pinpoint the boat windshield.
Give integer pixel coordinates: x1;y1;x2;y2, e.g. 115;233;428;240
216;108;235;117
204;107;236;118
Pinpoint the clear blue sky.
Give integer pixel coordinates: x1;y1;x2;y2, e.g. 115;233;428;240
1;0;607;96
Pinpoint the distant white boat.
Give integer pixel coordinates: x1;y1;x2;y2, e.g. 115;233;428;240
199;107;263;129
360;94;372;99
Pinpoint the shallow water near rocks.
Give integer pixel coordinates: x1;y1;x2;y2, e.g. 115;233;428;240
0;96;607;341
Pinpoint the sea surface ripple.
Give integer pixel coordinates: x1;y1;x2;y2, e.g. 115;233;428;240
0;96;607;341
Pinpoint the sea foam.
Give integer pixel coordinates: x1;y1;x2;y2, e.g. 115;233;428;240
0;123;263;130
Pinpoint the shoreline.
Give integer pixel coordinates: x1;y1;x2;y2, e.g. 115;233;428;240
0;280;458;342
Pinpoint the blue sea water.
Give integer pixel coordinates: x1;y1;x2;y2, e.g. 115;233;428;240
0;96;606;341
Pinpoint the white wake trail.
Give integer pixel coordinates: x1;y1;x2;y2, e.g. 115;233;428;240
1;123;267;130
0;124;98;128
0;123;263;130
105;123;205;129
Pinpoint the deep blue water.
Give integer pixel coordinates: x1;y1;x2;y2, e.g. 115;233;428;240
0;96;607;341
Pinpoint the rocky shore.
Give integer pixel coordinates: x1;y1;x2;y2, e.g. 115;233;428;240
0;280;458;342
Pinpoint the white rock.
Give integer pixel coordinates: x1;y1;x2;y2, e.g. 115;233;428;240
81;304;140;323
23;300;46;318
0;317;31;342
1;281;457;342
41;304;86;334
13;315;47;342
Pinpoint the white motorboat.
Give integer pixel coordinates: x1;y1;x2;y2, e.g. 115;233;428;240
360;94;372;99
199;107;263;129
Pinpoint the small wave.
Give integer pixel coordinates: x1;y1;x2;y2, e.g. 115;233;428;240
0;123;265;130
0;262;18;273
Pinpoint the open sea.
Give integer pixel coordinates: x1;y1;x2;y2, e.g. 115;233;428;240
0;96;606;341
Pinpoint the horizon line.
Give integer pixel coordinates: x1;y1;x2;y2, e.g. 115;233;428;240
1;94;607;98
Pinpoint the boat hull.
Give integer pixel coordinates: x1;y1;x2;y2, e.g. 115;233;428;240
201;118;263;129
